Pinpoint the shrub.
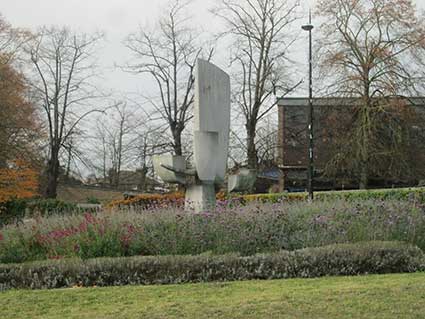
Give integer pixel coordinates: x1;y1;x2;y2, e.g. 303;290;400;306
0;242;422;290
110;188;425;209
0;159;39;226
108;193;185;209
0;198;81;227
0;198;27;226
0;159;38;204
86;197;101;205
26;199;78;217
238;187;425;203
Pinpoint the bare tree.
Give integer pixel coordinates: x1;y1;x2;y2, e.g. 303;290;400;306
91;102;138;187
317;0;425;188
256;115;279;169
124;0;213;156
214;0;300;169
27;26;104;198
135;124;170;191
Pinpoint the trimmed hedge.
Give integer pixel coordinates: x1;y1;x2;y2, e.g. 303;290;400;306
240;187;425;203
0;242;423;290
108;188;425;209
108;192;228;209
108;193;185;208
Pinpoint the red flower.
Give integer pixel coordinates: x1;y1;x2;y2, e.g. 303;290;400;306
0;233;3;241
127;224;137;234
84;212;96;224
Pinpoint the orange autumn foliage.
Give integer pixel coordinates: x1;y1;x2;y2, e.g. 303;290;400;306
0;159;38;203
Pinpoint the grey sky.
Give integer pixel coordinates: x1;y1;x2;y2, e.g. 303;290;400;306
2;0;219;95
1;0;313;96
2;0;425;96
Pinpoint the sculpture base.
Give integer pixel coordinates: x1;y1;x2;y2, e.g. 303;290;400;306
185;183;216;213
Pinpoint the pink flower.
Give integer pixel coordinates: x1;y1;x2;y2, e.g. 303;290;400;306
84;212;96;224
78;222;87;232
127;224;137;234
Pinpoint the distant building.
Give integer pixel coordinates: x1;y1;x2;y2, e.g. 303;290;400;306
87;170;161;192
277;97;425;191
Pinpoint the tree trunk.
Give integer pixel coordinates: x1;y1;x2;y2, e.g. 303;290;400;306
358;99;371;190
44;152;60;198
359;165;368;189
137;167;148;192
65;144;72;183
172;128;183;156
246;122;258;169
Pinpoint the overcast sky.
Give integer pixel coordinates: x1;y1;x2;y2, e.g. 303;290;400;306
1;0;318;96
2;0;425;96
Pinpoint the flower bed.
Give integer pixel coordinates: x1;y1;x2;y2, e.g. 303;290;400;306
1;199;425;263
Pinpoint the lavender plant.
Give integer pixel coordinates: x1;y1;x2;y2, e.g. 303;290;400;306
0;199;424;263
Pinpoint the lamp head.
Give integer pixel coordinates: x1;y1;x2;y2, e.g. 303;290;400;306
302;24;314;31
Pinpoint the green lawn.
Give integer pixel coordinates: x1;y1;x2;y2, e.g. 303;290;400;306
1;273;425;319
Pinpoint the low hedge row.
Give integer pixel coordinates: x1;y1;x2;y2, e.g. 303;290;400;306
0;241;423;290
108;188;425;209
108;193;185;208
241;187;425;203
108;192;228;209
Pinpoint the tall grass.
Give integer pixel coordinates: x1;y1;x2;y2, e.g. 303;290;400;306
0;199;424;263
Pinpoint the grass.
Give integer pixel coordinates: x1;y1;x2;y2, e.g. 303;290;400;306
1;273;425;319
57;185;123;204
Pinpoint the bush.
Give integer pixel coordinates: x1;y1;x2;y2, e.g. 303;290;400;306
26;199;78;217
0;242;422;290
237;187;425;203
86;197;101;205
0;198;27;226
0;198;81;227
110;188;425;209
108;193;185;209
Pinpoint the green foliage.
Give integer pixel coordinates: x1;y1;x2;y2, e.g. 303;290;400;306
86;197;101;205
26;199;78;217
106;188;425;209
0;198;80;227
0;242;422;290
0;198;27;226
238;187;425;203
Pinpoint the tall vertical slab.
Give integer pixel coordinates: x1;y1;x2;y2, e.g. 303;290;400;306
154;59;231;213
194;59;231;184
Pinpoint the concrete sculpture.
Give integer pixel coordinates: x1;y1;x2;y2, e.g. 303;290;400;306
227;168;257;193
153;59;231;212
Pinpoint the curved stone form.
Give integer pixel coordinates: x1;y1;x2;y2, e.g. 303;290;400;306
228;168;257;193
152;155;187;185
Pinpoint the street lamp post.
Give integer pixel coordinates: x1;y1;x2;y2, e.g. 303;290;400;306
302;13;314;201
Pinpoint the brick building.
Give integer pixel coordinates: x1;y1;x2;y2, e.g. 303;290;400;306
277;97;425;191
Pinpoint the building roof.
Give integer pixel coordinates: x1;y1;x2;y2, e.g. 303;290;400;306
277;97;425;107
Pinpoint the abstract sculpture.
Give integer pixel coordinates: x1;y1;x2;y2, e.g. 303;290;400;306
153;59;231;212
